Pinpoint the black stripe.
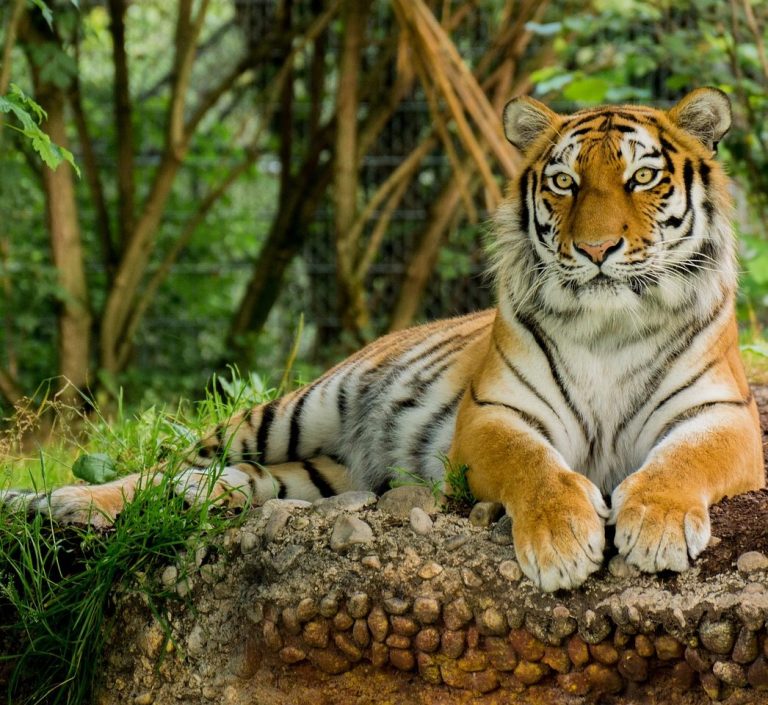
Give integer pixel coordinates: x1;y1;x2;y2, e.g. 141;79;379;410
611;295;729;451
337;385;348;421
652;396;751;448
699;160;711;188
493;338;562;423
256;400;278;464
277;480;288;499
287;389;312;461
515;312;590;440
470;385;552;444
409;390;464;467
638;359;718;438
518;168;530;233
303;459;337;498
677;239;720;277
660;136;678;154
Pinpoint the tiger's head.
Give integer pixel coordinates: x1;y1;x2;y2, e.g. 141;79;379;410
494;88;735;325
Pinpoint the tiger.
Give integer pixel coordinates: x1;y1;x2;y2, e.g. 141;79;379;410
3;87;763;593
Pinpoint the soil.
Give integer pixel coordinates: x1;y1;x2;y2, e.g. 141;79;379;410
697;384;768;577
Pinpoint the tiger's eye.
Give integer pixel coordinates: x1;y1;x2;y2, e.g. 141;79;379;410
554;173;574;190
633;167;656;185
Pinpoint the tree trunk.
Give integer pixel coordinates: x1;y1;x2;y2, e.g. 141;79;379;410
333;0;370;340
31;70;92;401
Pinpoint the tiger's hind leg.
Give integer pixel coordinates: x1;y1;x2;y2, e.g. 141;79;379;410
1;456;353;527
176;455;354;505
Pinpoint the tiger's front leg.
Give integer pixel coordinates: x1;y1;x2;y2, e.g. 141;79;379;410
450;393;609;592
611;402;764;572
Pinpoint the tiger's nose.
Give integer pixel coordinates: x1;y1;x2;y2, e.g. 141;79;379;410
574;238;623;264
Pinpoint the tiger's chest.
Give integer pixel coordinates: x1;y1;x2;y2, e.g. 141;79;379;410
495;313;707;494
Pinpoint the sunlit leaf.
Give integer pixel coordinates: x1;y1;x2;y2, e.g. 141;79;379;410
72;453;118;484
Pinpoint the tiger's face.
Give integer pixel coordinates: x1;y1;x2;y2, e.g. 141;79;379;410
499;89;734;319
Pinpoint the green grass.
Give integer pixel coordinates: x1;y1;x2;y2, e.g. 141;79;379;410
0;369;277;705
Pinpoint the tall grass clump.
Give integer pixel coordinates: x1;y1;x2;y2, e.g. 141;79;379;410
0;368;277;705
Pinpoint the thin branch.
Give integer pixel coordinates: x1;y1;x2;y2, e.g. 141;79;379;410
136;19;235;103
354;175;410;284
69;71;116;277
742;0;768;84
168;0;210;158
0;0;26;134
183;0;340;143
116;146;262;370
0;367;21;406
107;0;136;247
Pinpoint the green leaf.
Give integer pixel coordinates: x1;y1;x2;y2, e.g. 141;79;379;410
0;84;80;176
28;0;53;28
72;453;118;484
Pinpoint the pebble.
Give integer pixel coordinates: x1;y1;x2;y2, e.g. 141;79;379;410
330;515;374;552
498;560;522;582
333;611;353;631
361;554;382;569
348;592;371;619
444;534;470;551
418;561;443;580
290;516;310;530
733;627;759;664
713;660;747;687
239;531;259;553
409;507;433;535
461;568;483;588
161;565;178;587
468;501;504;528
377;486;438;518
264;508;291;541
368;607;389;642
490;515;513;545
413;597;441;624
133;693;154;705
263;498;312;511
383;597;410;615
737;551;768;574
608;554;639;578
176;576;194;598
271;544;305;574
654;635;683;660
478;607;507;636
314;491;377;514
319;595;339;618
443;597;473;631
699;619;737;654
187;625;205;657
296;598;318;623
414;627;441;652
618;649;648;682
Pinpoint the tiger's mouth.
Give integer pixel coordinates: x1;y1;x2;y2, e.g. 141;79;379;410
568;270;653;298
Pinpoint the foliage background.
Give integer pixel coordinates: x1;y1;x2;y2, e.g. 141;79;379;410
1;0;768;421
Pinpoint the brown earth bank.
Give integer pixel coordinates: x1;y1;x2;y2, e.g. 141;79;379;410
14;388;768;705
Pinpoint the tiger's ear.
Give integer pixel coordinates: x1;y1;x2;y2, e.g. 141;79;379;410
668;88;732;152
503;96;558;153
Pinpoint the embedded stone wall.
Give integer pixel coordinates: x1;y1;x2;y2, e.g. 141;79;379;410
95;484;768;705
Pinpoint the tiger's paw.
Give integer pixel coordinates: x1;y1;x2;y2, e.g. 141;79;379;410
34;476;142;528
610;476;710;573
510;472;608;592
174;466;254;509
